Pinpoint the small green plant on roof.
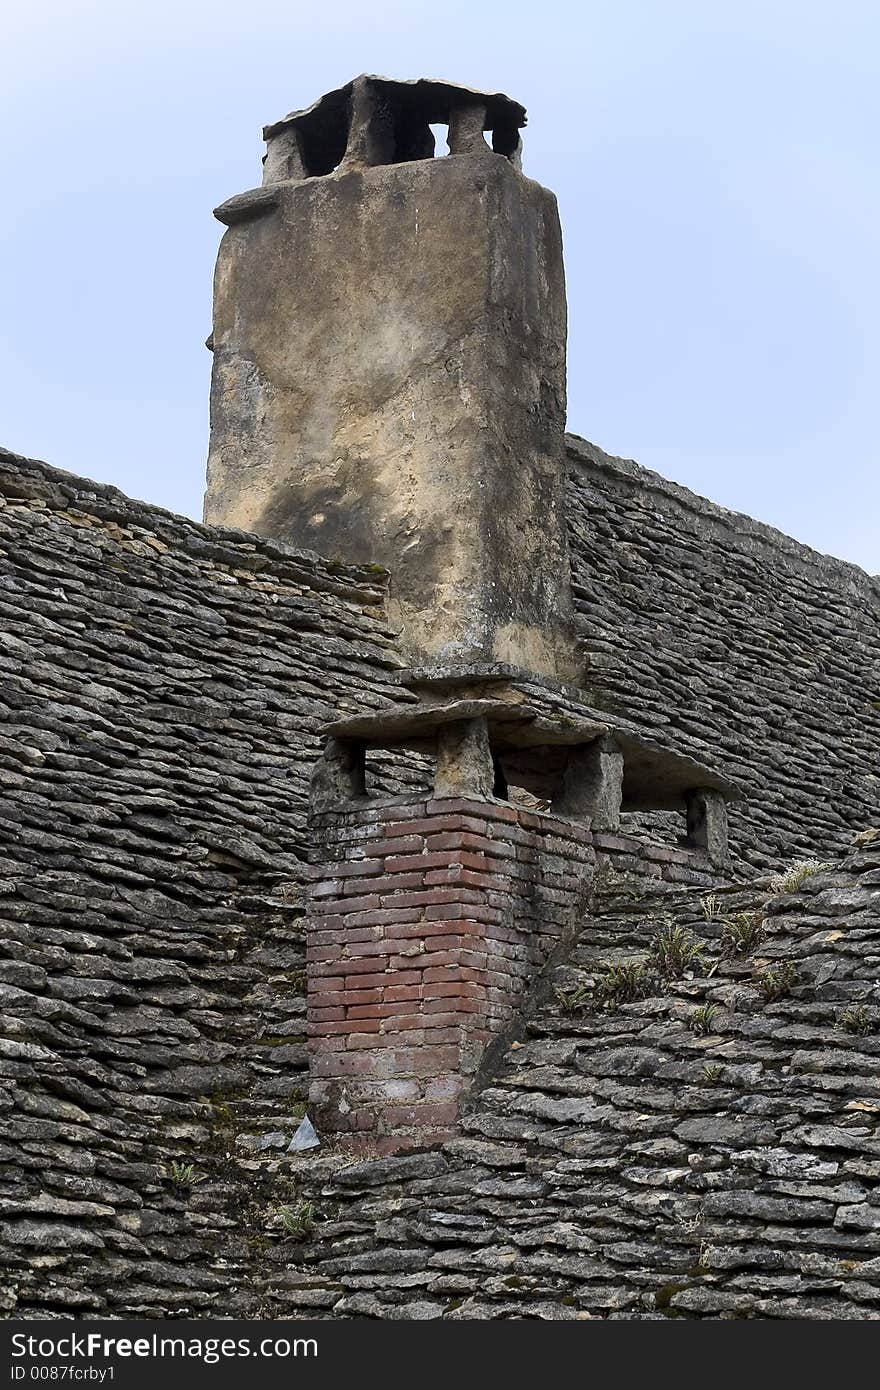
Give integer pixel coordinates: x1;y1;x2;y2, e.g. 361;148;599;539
700;894;723;922
770;860;832;895
837;1004;873;1036
756;961;798;1002
596;961;655;1009
721;911;765;957
554;983;593;1013
278;1200;316;1241
690;1003;718;1036
702;1063;724;1085
167;1161;197;1189
650;922;706;978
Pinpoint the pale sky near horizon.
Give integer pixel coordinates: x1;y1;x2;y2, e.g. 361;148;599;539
1;1;878;572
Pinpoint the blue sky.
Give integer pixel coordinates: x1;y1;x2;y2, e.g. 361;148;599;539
1;1;877;571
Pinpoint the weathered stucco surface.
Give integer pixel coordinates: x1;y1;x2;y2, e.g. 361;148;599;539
205;153;572;677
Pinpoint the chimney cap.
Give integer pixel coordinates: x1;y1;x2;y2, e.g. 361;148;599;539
263;74;527;142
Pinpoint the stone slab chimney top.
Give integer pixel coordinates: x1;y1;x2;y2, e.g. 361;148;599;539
260;75;526;182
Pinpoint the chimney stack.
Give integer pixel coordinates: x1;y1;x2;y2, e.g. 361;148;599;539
204;75;574;680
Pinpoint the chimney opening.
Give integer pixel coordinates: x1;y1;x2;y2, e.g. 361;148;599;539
428;122;450;157
491;122;521;161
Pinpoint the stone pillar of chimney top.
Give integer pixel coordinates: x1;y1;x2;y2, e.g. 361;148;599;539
553;736;624;831
434;719;495;800
309;738;366;814
339;76;395;171
448;102;487;155
262;127;306;185
685;787;729;867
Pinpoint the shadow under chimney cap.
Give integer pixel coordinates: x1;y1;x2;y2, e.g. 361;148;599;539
262;74;527;142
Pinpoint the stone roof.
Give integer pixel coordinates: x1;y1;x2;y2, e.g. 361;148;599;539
0;446;414;1316
266;835;880;1320
2;443;879;1319
565;436;880;871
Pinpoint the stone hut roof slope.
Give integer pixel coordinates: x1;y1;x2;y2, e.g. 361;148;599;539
270;837;880;1320
565;433;880;585
564;434;880;870
0;446;416;1317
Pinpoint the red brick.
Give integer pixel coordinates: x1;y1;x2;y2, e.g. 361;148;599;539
374;802;429;823
342;939;398;958
424;992;483;1012
374;1100;460;1127
387;952;429;969
381;814;485;838
592;832;641;854
384;851;455;873
369;1028;425;1045
310;878;342;899
458;949;489;969
382;1013;426;1032
306;944;343;963
426;973;482;992
383;920;465;941
407;1046;461;1074
316;956;383;978
348;1001;422;1020
306;972;344;989
426;798;519;824
486;968;522;989
344;1028;392;1045
406;947;463;969
424;831;516;858
423;901;503;922
307;1033;344;1051
308;909;348;927
368;835;425;857
343;907;423;929
310;1005;346;1022
342;872;425;896
380;887;486;910
423;932;481;951
382;983;424;1002
308;1018;380;1036
423;965;487;985
329;857;384;878
421;1027;467;1045
337;987;384;1006
313;894;382;915
344;969;421;990
424;1075;466;1101
419;1006;478;1024
309;924;379;946
310;1051;393;1078
424;867;508;889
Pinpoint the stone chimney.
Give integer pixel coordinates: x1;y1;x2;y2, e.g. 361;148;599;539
204;75;574;680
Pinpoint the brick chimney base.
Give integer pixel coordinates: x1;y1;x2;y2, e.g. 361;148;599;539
306;797;595;1149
